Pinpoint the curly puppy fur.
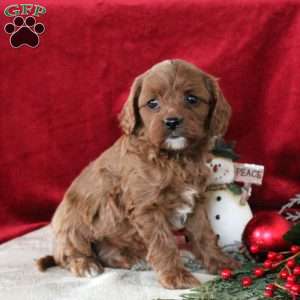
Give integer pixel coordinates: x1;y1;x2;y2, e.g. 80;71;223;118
37;59;239;289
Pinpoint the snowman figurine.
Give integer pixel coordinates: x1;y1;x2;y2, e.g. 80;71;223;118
205;139;263;248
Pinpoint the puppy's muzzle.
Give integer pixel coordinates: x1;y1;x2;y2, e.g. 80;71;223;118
164;117;183;130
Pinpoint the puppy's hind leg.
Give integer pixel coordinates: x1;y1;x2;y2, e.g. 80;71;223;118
50;168;120;277
95;239;142;269
53;227;104;278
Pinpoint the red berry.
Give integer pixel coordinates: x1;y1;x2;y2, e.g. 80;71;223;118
285;282;293;290
291;245;300;254
264;260;273;269
276;254;284;261
250;244;260;254
287;259;296;268
293;266;300;276
263;290;273;298
280;269;289;280
265;283;276;291
287;275;297;283
253;267;265;278
290;284;300;295
241;276;253;287
267;251;277;261
220;269;232;280
272;263;279;269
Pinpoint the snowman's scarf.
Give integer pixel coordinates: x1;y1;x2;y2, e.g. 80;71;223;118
207;183;243;196
206;184;227;191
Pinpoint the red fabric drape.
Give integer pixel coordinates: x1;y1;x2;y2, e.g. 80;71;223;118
1;0;299;243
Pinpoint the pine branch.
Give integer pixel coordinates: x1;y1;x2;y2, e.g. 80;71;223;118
279;194;300;215
154;223;300;300
285;211;300;222
177;254;300;300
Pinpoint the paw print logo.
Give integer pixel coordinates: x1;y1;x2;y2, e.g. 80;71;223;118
4;16;45;48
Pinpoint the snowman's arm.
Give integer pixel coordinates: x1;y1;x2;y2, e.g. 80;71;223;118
185;201;240;273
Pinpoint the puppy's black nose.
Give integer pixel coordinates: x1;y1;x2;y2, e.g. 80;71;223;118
164;117;183;130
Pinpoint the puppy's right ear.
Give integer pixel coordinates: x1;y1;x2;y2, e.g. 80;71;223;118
204;76;232;138
118;75;144;135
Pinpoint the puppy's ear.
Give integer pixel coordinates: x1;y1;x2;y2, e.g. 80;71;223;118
205;76;232;137
119;75;144;135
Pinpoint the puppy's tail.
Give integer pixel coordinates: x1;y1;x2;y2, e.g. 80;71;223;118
36;255;57;272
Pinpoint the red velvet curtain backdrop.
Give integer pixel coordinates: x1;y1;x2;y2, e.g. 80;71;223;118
0;0;299;243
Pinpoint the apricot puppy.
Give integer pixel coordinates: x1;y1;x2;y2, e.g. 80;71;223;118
37;59;239;289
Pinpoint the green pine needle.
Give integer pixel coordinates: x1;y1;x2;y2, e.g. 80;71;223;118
284;223;300;245
155;223;300;300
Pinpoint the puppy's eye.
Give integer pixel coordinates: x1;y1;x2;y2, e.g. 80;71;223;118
184;94;199;105
146;99;160;110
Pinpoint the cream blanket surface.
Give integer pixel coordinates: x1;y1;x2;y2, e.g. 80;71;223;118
0;226;214;300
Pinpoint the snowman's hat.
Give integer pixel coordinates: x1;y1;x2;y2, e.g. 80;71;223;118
212;138;240;161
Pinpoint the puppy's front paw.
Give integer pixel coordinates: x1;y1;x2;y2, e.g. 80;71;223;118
159;268;200;289
69;257;104;278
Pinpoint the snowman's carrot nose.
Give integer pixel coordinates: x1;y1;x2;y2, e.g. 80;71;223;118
213;165;218;172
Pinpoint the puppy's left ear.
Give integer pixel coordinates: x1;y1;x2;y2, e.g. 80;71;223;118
118;75;144;135
205;76;232;137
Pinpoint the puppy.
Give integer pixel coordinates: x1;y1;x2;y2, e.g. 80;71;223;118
37;59;239;289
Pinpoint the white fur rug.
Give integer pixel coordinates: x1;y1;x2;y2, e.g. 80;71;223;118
0;226;214;300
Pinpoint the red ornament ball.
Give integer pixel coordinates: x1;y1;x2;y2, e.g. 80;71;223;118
220;269;232;280
250;244;260;254
241;276;253;287
293;266;300;276
243;211;292;253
